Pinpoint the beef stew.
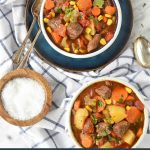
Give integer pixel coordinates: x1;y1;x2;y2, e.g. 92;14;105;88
43;0;117;55
71;80;144;148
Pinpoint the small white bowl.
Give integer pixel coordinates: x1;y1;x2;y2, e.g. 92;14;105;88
67;77;149;148
40;0;122;59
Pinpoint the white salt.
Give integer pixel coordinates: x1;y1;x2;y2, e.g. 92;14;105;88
1;78;45;121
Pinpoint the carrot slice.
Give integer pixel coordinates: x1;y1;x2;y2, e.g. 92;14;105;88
77;0;92;11
126;106;142;123
80;133;94;148
111;87;128;103
73;100;81;111
92;6;101;17
94;96;106;112
125;95;135;101
137;128;143;137
51;32;62;44
105;6;116;15
45;0;55;10
103;16;108;23
105;32;114;42
111;131;117;138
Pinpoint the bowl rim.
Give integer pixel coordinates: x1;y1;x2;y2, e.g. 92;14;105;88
0;69;52;126
67;77;149;148
40;0;122;59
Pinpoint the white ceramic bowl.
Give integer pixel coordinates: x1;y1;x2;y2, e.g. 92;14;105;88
40;0;122;59
67;77;149;148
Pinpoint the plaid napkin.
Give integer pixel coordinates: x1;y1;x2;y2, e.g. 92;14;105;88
0;0;150;148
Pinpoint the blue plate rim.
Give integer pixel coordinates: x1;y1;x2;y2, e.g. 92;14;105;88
25;0;133;72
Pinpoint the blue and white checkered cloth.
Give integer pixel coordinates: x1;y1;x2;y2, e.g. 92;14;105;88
0;0;150;148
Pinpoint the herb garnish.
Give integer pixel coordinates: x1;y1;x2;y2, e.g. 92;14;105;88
89;15;94;19
93;0;104;8
56;8;62;13
65;7;73;15
79;14;83;19
98;101;104;107
91;115;98;125
108;135;120;143
118;95;124;104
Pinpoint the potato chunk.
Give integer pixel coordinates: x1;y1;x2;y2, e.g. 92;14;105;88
74;108;89;130
123;129;136;145
108;105;127;123
100;142;114;148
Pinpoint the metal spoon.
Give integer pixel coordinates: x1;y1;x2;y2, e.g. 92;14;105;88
134;36;150;68
13;0;42;66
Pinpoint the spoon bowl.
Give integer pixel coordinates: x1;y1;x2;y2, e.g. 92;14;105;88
134;36;150;68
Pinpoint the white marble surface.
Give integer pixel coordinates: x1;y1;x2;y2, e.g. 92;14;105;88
0;0;150;148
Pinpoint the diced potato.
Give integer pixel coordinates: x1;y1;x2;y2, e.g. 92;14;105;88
123;129;136;145
107;105;127;123
74;108;89;130
100;142;114;148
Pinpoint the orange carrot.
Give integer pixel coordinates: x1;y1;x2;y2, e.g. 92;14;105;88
111;131;117;138
137;128;143;137
105;6;116;15
73;100;81;111
92;6;101;17
103;16;108;23
111;87;128;103
94;96;106;112
105;32;114;42
126;106;142;123
77;0;92;11
81;35;88;45
125;95;135;101
51;32;62;44
45;0;55;10
80;133;94;148
95;112;102;120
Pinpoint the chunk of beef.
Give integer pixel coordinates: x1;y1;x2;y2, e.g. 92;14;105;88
83;118;94;134
87;34;100;52
113;121;130;138
67;23;83;39
96;122;112;136
48;17;62;30
54;0;66;6
95;86;112;99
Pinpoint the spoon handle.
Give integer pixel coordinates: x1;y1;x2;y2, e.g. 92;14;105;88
17;29;41;69
12;17;37;64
